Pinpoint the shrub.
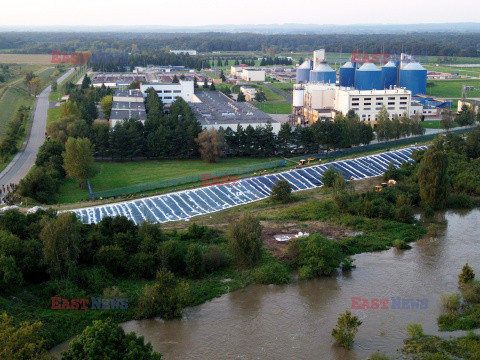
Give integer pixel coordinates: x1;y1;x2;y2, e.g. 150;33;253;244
43;279;86;299
447;193;474;209
462;280;480;304
295;234;343;279
128;253;158;279
76;266;112;293
369;352;390;360
136;268;189;320
392;239;411;250
114;232;140;254
406;323;424;339
185;244;204;279
441;293;461;312
321;167;337;187
340;256;356;272
270;179;293;203
227;214;263;267
0;255;23;293
459;262;475;286
383;161;400;181
331;310;362;349
203;246;229;272
102;286;126;299
252;262;291;285
159;240;186;275
94;245;126;275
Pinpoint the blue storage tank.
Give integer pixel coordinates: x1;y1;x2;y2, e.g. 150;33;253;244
355;63;382;90
400;62;427;95
296;60;312;83
381;61;397;89
339;61;355;87
309;62;336;84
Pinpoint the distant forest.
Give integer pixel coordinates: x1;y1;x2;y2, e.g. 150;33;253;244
0;32;479;57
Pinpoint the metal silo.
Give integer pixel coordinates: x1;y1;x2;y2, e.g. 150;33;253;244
296;60;312;83
292;84;305;107
355;63;382;90
400;62;427;95
339;61;355;87
309;62;336;84
381;61;397;89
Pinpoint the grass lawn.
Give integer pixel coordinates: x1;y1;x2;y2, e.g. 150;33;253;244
254;102;292;114
0;87;33;136
57;157;281;203
426;79;480;98
47;106;61;124
269;82;294;94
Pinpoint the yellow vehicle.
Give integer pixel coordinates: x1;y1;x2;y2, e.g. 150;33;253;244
375;185;383;192
307;158;315;164
299;159;307;165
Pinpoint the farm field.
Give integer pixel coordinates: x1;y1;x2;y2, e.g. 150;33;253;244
426;79;480;98
0;54;53;65
57;156;280;203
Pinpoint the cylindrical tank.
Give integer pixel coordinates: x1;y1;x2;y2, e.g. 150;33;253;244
381;61;398;89
309;62;336;84
296;60;312;83
339;61;355;87
292;84;305;107
355;63;382;90
400;62;427;95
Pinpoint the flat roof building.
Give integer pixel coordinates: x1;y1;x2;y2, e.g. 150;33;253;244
140;80;194;104
110;89;147;128
241;68;266;82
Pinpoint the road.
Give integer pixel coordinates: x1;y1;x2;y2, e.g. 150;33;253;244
0;68;74;196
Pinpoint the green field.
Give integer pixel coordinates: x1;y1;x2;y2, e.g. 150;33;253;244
269;82;294;94
47;106;61;124
0;87;32;135
426;79;480;98
57;157;281;203
254;102;292;114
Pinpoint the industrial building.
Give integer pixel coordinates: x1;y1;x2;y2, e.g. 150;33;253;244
139;80;194;104
190;91;281;133
110;89;147;128
169;50;197;56
293;83;413;124
230;66;266;82
240;86;258;101
92;73;147;88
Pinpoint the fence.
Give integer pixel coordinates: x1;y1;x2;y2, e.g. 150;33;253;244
91;127;476;199
92;160;287;199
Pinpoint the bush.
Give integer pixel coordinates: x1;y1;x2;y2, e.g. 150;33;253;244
94;245;126;275
331;310;362;349
185;244;204;279
270;179;292;203
203;246;229;272
392;239;411;250
406;323;424;339
127;253;158;279
227;214;263;267
321;167;337;187
369;352;390;360
447;193;474;209
43;279;86;299
76;266;112;293
459;262;475;286
159;240;186;275
295;234;343;279
0;255;23;293
114;232;140;254
102;286;126;299
383;161;400;181
136;268;189;320
340;256;356;272
462;280;480;304
252;262;291;285
441;293;461;312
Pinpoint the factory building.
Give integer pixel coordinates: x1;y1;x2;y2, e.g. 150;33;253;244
241;68;266;82
110;89;147;128
292;84;412;124
139;80;194;104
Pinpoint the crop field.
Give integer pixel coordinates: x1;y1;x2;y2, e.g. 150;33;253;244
0;54;54;65
0;87;32;135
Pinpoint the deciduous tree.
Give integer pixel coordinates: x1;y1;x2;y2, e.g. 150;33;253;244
62;137;95;187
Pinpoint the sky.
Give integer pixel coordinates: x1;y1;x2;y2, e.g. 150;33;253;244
1;0;479;27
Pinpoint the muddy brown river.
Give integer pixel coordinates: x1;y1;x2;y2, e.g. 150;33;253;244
52;210;480;359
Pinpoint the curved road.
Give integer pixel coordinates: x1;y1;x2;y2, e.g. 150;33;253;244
0;68;74;195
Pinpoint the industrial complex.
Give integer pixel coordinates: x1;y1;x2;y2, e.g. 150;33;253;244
292;49;452;124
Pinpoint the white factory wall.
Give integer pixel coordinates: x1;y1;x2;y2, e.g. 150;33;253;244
140;81;194;103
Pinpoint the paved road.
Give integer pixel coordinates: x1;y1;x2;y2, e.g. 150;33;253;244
262;82;293;102
0;69;74;195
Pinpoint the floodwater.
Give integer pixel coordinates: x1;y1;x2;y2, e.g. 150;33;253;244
52;210;480;359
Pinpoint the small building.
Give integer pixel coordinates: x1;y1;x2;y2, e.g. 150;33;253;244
139;80;194;104
240;86;257;101
230;66;244;77
241;68;266;82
